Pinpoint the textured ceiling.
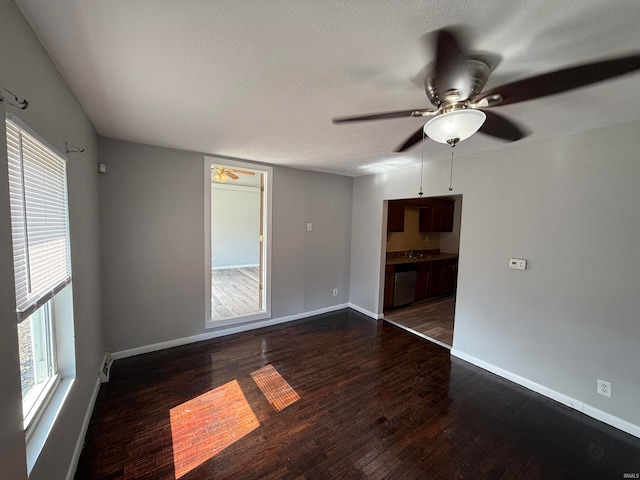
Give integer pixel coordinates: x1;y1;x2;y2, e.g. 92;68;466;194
14;0;640;176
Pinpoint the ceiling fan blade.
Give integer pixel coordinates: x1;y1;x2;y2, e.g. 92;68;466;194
332;108;434;124
476;53;640;107
226;171;239;180
395;127;425;152
229;169;255;175
433;28;467;96
478;110;528;141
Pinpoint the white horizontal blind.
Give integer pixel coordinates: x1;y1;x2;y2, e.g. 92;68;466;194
5;116;71;322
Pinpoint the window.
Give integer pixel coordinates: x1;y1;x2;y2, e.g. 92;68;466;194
17;301;58;426
5;113;71;431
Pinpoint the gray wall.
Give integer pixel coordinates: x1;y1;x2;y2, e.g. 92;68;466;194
98;138;353;353
211;185;260;268
0;1;103;479
350;120;640;429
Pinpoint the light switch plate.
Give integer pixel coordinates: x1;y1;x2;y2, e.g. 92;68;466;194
509;258;527;270
306;223;312;231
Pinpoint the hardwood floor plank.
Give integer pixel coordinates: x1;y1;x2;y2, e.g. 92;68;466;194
75;309;640;479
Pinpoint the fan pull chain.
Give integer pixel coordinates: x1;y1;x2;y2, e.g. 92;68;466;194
418;129;425;197
448;146;454;191
446;137;459;192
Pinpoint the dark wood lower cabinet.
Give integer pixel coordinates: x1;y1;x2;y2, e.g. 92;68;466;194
428;258;457;298
384;265;395;309
441;261;457;294
427;262;443;298
385;257;458;311
416;263;431;301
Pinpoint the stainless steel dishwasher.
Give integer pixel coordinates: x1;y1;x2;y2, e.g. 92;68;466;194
393;263;417;307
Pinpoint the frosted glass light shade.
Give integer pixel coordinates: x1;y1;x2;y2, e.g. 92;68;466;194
423;109;486;144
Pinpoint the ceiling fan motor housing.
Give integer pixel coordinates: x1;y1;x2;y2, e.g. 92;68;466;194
425;58;491;107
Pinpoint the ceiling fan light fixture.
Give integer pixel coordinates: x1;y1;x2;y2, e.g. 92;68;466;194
213;172;228;183
423;109;486;144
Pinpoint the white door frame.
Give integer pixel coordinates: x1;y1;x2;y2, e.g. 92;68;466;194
204;156;273;328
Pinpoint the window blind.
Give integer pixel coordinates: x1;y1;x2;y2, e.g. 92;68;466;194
5;115;71;322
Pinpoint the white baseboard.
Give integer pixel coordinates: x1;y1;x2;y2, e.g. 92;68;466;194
450;349;640;439
212;263;259;270
66;377;101;480
112;303;350;360
582;404;640;439
348;303;383;320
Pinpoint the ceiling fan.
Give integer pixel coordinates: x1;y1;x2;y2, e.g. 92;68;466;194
212;165;256;183
332;27;640;151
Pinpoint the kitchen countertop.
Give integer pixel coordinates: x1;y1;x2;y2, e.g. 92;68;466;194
386;252;458;265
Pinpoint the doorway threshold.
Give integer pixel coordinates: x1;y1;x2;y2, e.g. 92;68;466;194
382;317;452;350
206;311;271;330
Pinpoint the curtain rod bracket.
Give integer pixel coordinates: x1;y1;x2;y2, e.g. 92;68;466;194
65;142;85;154
0;85;28;110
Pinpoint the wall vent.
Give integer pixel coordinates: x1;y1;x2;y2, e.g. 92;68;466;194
99;352;114;383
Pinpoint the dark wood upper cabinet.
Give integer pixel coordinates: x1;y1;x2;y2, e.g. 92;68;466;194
387;200;406;232
419;198;455;232
442;199;455;232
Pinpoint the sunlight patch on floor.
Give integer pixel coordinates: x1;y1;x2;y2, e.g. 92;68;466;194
169;380;259;478
251;364;300;412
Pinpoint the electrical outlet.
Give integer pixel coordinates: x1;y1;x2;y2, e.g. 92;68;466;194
597;379;611;398
332;288;338;296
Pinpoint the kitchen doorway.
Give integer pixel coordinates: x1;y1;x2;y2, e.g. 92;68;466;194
204;157;272;325
382;195;462;348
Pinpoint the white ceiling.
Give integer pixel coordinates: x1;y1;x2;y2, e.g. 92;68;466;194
15;0;640;177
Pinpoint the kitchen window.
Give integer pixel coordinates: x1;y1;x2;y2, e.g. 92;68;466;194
5;113;72;433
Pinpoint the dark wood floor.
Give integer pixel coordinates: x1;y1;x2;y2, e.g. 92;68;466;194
385;294;455;347
76;309;640;479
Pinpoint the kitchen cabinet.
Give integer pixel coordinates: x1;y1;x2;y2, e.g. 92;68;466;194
428;258;457;297
441;260;457;294
442;199;455;232
384;256;458;311
384;264;395;308
387;200;406;232
427;261;443;297
419;198;455;232
415;262;431;301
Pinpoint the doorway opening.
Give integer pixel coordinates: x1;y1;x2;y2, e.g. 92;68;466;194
204;157;272;326
382;195;462;348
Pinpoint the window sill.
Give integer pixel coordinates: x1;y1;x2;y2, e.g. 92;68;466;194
24;374;61;435
25;377;74;475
